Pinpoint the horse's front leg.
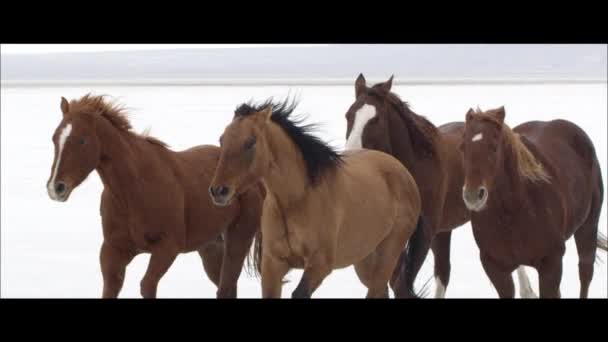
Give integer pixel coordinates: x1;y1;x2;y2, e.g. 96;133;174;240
100;241;135;298
292;253;333;298
537;249;564;299
140;237;179;298
261;253;289;298
480;253;515;298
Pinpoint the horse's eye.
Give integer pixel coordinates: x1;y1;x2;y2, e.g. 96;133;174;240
243;137;256;150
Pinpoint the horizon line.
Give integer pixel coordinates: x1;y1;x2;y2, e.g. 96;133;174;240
2;78;606;88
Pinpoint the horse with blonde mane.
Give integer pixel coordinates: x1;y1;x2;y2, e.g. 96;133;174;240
209;98;421;298
460;106;606;298
47;94;263;298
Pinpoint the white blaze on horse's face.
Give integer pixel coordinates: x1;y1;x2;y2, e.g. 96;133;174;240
472;132;483;142
48;122;72;201
345;104;376;150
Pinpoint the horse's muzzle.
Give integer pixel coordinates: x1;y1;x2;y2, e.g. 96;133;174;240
47;181;70;202
462;185;488;212
209;185;231;206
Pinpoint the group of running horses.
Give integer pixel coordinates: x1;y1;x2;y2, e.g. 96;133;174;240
46;74;606;298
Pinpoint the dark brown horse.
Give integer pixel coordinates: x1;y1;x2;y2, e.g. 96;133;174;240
461;106;606;298
344;74;472;298
46;94;263;298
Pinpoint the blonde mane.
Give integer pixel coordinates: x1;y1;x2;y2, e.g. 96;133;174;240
502;125;550;183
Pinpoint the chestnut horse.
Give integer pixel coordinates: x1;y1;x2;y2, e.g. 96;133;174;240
209;98;422;298
461;106;606;298
344;74;536;298
47;94;263;298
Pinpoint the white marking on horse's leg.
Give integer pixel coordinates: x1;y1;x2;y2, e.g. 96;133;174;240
472;132;483;142
516;266;537;299
434;276;446;298
48;123;72;199
345;104;376;150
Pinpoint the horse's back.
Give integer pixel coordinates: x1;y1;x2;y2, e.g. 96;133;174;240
515;119;599;174
177;144;221;177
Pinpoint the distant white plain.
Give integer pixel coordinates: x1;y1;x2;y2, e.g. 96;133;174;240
1;83;606;298
0;44;326;55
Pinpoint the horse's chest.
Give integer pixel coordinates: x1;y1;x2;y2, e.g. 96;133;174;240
472;211;559;265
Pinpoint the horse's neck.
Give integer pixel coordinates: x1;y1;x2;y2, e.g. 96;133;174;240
388;108;429;171
95;119;142;205
262;123;308;207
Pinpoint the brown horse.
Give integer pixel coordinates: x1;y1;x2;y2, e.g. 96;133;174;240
209;98;421;298
460;106;606;298
344;74;537;298
46;94;263;298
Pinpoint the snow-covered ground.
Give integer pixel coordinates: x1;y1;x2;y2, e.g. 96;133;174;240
1;84;606;298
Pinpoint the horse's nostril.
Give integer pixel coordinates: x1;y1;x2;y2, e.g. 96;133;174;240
210;186;229;198
218;186;229;197
478;187;486;200
55;182;66;194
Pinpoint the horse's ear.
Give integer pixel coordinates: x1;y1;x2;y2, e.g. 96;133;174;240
493;106;506;123
355;73;366;98
465;108;476;122
262;106;273;122
379;75;394;94
60;97;70;115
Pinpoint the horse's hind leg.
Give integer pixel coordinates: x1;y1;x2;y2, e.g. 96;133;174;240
430;231;452;298
354;252;389;298
364;226;411;299
198;235;224;288
574;193;602;298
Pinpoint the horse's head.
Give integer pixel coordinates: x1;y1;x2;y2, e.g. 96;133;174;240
209;104;273;206
460;106;507;212
47;97;102;202
344;74;395;153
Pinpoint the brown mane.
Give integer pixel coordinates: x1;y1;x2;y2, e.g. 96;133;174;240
369;87;439;156
69;94;168;148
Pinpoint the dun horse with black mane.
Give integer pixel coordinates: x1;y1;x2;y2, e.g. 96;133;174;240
461;106;606;298
47;94;263;298
210;98;421;298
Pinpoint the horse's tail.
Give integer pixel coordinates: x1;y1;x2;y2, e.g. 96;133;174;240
597;232;608;252
400;215;431;298
252;229;263;276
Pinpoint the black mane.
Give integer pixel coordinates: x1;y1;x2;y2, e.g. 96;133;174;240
235;98;343;184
